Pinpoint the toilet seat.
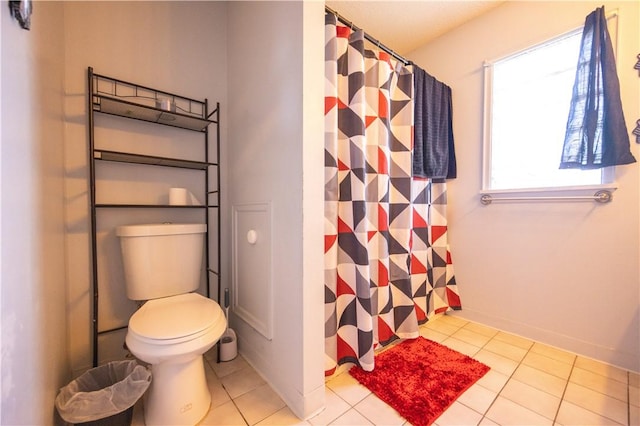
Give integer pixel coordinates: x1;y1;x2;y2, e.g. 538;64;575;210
128;293;224;345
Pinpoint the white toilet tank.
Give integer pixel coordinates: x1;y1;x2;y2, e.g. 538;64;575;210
116;223;207;301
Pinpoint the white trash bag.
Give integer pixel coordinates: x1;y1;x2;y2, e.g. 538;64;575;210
55;360;151;424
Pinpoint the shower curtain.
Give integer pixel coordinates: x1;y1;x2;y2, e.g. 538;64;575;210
324;13;461;375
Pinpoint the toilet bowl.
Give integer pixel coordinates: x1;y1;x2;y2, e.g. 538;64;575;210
125;293;226;425
116;223;226;425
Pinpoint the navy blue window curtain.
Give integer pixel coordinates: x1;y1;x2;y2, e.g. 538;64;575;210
560;6;636;169
412;65;457;179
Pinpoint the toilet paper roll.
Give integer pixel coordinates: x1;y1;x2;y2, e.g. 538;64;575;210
169;188;189;206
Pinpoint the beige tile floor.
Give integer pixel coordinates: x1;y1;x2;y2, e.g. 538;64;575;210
132;314;640;425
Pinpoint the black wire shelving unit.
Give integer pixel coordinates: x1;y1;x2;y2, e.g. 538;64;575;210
87;67;221;367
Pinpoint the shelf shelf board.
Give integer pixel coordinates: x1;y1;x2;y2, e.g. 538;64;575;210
97;325;128;335
94;149;217;170
95;204;219;209
94;94;214;132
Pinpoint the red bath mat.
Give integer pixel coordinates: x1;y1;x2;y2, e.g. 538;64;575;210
349;337;490;426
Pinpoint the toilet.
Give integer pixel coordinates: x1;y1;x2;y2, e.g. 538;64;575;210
116;223;226;426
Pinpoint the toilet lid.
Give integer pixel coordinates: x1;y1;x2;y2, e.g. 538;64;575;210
129;293;224;340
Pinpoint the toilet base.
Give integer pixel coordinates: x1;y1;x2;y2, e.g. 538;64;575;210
144;355;210;425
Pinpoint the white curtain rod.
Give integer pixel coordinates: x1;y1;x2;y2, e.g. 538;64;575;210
480;190;613;205
325;5;410;66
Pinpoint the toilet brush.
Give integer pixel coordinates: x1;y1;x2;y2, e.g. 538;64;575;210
219;288;237;361
222;288;232;343
221;288;231;343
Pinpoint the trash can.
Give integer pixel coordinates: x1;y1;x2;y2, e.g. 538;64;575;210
55;360;151;426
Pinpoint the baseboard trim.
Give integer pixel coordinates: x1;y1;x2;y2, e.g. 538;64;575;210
448;309;639;373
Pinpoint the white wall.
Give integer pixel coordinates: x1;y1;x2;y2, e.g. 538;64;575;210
409;0;640;372
226;1;325;419
301;1;327;418
1;2;69;424
63;1;228;374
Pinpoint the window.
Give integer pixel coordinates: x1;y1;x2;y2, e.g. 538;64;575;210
482;19;617;192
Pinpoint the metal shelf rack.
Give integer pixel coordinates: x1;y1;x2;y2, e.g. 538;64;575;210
87;67;221;367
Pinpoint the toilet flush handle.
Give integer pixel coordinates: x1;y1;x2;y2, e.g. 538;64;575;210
247;230;258;245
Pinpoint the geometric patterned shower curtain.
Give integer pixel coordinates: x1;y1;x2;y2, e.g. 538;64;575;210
324;13;461;376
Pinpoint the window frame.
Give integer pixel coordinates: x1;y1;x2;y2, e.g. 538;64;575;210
481;14;620;196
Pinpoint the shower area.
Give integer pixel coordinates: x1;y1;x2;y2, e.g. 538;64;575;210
323;9;461;376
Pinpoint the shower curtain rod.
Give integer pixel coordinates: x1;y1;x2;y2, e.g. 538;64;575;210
325;5;411;66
